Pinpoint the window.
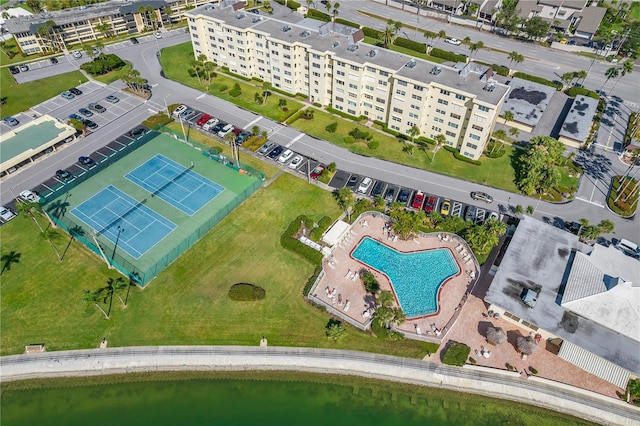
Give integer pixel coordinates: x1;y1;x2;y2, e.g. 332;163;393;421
284;71;291;76
335;96;344;102
336;70;345;76
412;94;422;101
463;151;474;158
396;89;406;96
312;53;320;59
431;126;442;132
397;80;407;86
469;134;481;140
312;63;321;68
472;124;483;131
440;89;450;96
336;79;344;85
366;66;376;72
474;115;487;123
378;80;388;86
392;116;401;122
450;113;461;120
364;94;373;100
414;85;423;91
273;66;280;72
376;97;385;103
448;122;459;129
350;65;359;71
348;109;356;115
364;102;372;108
455;94;466;100
379;70;389;76
407;122;416;128
283;54;291;60
365;85;374;91
434;117;443;123
349;92;357;98
393;107;403;114
410;104;420;110
409;112;418;119
437;99;448;105
375;106;384;112
446;130;456;137
435;108;446;115
452;103;464;111
478;105;490;112
349;83;358;89
348;100;356;107
336;61;345;66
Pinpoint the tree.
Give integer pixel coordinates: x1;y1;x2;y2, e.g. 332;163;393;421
95;22;112;39
379;24;396;49
409;125;420;143
331;2;340;20
26;0;43;13
514;204;524;216
334;187;355;220
16;201;45;233
508;51;524;71
262;82;272;104
501;110;514;130
509;127;520;140
389;208;426;240
361;270;380;294
278;99;287;110
83;289;109;319
111;277;128;308
601;66;620;92
469;41;484;57
121;69;147;96
254;92;263;104
560;72;575;88
61;224;84;261
1;251;21;275
432;134;446;163
326;320;345;341
83;43;96;59
41;227;62;261
496;0;521;35
609;60;633;93
515;136;565;195
577;218;589;236
526;205;535;215
597;219;615;235
251;125;261;136
574;70;588;84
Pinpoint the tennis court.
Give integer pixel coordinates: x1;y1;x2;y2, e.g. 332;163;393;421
71;185;177;259
125;154;224;215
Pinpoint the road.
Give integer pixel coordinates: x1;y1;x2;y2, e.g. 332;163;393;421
1;3;637;239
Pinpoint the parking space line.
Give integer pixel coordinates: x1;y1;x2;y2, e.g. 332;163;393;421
286;134;304;148
245;116;262;128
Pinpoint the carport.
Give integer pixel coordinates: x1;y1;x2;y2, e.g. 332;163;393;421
321;220;351;249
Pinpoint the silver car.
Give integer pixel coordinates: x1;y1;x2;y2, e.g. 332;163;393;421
0;206;16;223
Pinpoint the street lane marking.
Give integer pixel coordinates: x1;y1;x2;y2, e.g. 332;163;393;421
245;116;262;128
196;93;206;100
286;134;304;147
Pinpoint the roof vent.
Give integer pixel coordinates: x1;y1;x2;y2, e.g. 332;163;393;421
300;30;310;38
282;25;292;32
367;49;378;58
332;40;340;48
429;66;441;75
204;5;215;10
346;44;358;52
483;82;496;92
236;13;245;19
520;288;538;308
405;59;417;69
251;17;262;23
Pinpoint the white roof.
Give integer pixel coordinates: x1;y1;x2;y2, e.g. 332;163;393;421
558;340;630;389
321;220;350;247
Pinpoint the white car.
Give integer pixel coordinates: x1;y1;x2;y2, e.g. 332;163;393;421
154;32;162;39
202;117;219;131
19;190;38;203
288;155;303;169
172;105;187;117
358;177;372;194
72;50;82;58
445;38;461;46
0;206;16;223
278;149;294;164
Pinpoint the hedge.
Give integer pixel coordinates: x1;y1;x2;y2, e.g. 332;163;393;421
326;105;366;122
393;37;426;54
513;72;563;90
443;145;482;165
228;283;266;301
442;341;471;367
307;9;331;22
303;266;323;297
281;215;324;264
309;216;333;241
334;17;360;28
374;120;409;140
363;27;382;39
565;86;600;99
472;60;510;77
275;0;300;10
430;48;466;63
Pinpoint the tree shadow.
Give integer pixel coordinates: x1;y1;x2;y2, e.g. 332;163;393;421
0;251;22;275
46;199;70;219
574;149;612;180
509;148;526;188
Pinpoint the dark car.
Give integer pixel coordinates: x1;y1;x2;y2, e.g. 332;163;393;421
128;127;146;137
371;180;384;198
346;175;359;189
235;131;251;145
211;122;227;133
69;87;83;96
310;164;325;180
9;66;19;74
267;145;284;159
68;113;82;121
50;57;59;64
384;187;396;203
181;109;198;121
79;156;96;168
83;119;98;129
78;108;93;117
88;103;106;113
397;188;411;204
566;221;581;235
464;205;477;222
56;169;73;181
3;116;19;126
130;37;139;44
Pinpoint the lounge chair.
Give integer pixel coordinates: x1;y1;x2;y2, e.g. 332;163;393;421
328;261;336;269
415;326;422;335
344;270;352;278
455;244;463;252
352;272;359;281
465;258;473;265
344;300;350;311
413;238;420;245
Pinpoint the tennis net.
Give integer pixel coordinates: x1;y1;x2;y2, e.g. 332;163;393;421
150;163;194;198
96;197;147;236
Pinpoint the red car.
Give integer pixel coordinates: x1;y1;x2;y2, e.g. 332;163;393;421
196;114;211;126
411;191;425;209
310;164;325;179
424;196;439;213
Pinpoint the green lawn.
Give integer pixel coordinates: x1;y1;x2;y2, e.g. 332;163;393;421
0;69;88;117
1;173;433;357
91;61;132;85
160;43;303;123
631;5;640;21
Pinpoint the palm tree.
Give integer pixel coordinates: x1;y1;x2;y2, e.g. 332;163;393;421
16;201;45;233
334;187;355;220
514;204;524;216
597;219;615;235
95;22;112;39
526;205;535;215
1;251;21;275
379;24;396;49
61;225;85;261
509;127;519;141
83;289;109;319
601;67;619;92
574;70;588;85
262;82;272;105
41;227;62;262
609;60;633;93
501;110;514;130
278;99;287;110
331;2;340;21
490;129;508;155
251;125;261;135
469;41;484;57
432;134;446;163
109;277;128;308
409;125;420;144
508;51;524;71
577;218;589;236
435;29;447;48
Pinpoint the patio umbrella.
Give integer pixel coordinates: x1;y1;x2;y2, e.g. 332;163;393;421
517;336;539;355
486;326;507;345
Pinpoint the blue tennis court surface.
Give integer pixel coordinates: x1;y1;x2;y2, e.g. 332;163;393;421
125;154;224;215
71;185;177;259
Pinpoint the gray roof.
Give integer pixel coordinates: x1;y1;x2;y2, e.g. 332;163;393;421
191;3;508;105
480;0;499;14
576;6;607;35
538;0;588;9
485;216;640;376
558;95;598;142
499;77;556;127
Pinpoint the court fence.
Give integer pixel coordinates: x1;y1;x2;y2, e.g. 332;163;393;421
42;129;264;287
153;125;266;182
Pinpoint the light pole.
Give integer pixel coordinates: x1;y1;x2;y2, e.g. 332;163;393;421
111;226;125;265
163;93;172;117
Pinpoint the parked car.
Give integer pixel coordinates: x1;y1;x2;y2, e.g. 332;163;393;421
471;191;493;203
358;177;373;194
258;140;275;155
196;114;211;126
397;188;411;204
68;113;82;121
346;175;359;190
267;145;284;159
69;87;83;95
61;91;75;100
488;212;500;221
384;186;396;203
424;196;438;213
56;169;73;181
128;127;146;137
72;50;82;58
235;131;251;145
211;122;228;133
278;149;294;163
130;37;139;44
9;66;19;74
0;206;16;223
105;95;120;103
310;164;325;179
79;156;96;168
92;47;100;55
440;200;451;216
371;180;384;198
19;64;29;72
19;190;39;203
83;119;98;129
88;103;106;113
154;32;162;39
445;38;461;45
217;123;234;138
50;57;59;64
78;108;93;117
202;117;219;131
3;116;19;126
464;205;477;222
181;109;198;121
411;191;425;209
172;105;187;117
288;155;303;169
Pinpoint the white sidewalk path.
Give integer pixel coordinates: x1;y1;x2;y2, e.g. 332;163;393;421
1;346;638;425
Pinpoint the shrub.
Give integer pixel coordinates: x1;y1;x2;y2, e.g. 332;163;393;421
142;112;174;129
80;54;126;75
565;86;600;99
472;60;510;77
326;105;365;122
325;121;338;133
443;145;482;165
513;72;563;90
394;37;426;54
469;357;477;364
303;266;323;297
363;27;382;39
368;140;380;150
484;141;507;158
423;30;438;39
334;17;360;28
307;9;330;21
275;0;299;10
430;48;467;63
229;88;242;97
219;85;228;92
529;367;538;375
280;215;324;264
228;283;266;301
309;216;332;241
362;270;380;293
442;341;471;367
344;135;355;144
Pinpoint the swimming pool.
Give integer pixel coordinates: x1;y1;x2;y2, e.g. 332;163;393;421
351;237;460;318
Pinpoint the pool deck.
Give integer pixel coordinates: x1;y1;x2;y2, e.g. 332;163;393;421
314;213;624;399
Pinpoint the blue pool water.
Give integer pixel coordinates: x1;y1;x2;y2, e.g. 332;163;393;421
352;237;460;318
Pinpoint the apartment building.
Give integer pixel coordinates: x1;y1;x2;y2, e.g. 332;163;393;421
4;0;213;55
186;2;509;160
